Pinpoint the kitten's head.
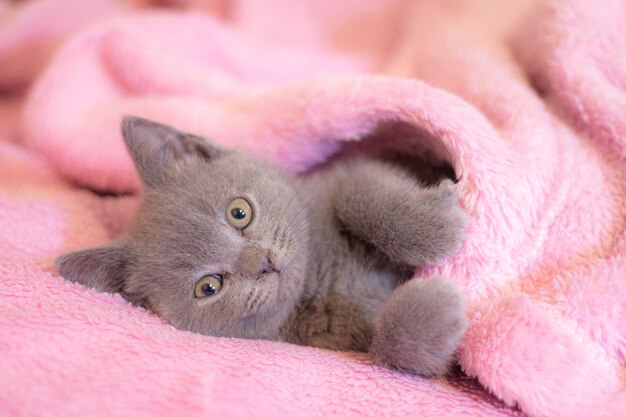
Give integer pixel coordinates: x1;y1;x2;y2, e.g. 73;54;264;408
57;117;310;339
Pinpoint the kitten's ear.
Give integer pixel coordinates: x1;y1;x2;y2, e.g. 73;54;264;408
56;245;129;294
121;116;221;187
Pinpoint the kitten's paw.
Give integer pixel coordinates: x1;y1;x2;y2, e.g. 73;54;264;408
391;180;467;267
369;277;468;376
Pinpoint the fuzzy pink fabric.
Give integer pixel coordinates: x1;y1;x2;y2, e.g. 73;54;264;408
1;1;625;417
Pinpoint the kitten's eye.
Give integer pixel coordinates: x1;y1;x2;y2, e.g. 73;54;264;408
226;197;253;230
194;274;223;298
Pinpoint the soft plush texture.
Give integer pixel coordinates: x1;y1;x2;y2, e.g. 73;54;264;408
1;0;625;417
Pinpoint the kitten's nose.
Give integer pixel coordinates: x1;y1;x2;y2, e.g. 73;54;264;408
260;256;279;275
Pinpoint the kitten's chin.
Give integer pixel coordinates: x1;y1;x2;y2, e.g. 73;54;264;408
219;299;296;340
256;264;304;302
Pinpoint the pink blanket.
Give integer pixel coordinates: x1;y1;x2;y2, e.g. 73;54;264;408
1;1;625;416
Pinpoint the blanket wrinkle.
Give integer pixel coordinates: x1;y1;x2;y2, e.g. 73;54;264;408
1;1;625;417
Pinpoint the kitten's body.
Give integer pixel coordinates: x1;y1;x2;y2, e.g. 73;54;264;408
58;117;468;376
286;167;400;350
285;160;466;358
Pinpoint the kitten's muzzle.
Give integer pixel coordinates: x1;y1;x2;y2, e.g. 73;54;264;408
236;246;282;279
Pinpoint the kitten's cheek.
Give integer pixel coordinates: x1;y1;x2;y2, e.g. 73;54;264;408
275;276;290;298
277;272;302;299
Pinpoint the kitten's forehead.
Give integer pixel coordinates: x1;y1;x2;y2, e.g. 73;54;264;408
176;151;288;190
199;154;294;213
133;150;298;246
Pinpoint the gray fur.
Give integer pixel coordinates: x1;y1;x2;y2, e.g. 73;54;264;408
57;116;468;376
369;278;468;376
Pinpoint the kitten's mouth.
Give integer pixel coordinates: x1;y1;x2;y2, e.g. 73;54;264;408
256;269;282;281
256;256;282;281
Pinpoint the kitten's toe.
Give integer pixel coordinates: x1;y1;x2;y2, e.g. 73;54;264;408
369;277;468;376
395;180;467;266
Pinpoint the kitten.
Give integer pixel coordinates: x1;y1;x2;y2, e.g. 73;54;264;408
57;116;468;376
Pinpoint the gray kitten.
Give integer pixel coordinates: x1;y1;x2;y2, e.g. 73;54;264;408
57;117;468;376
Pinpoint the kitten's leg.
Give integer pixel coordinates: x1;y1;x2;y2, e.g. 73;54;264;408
286;296;373;352
369;277;467;376
334;159;466;267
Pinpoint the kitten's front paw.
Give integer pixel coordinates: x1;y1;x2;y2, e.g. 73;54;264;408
369;277;468;376
393;180;467;266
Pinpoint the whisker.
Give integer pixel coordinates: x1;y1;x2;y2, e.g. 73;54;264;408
247;289;260;312
285;197;330;238
283;179;313;215
244;291;255;310
284;187;327;234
